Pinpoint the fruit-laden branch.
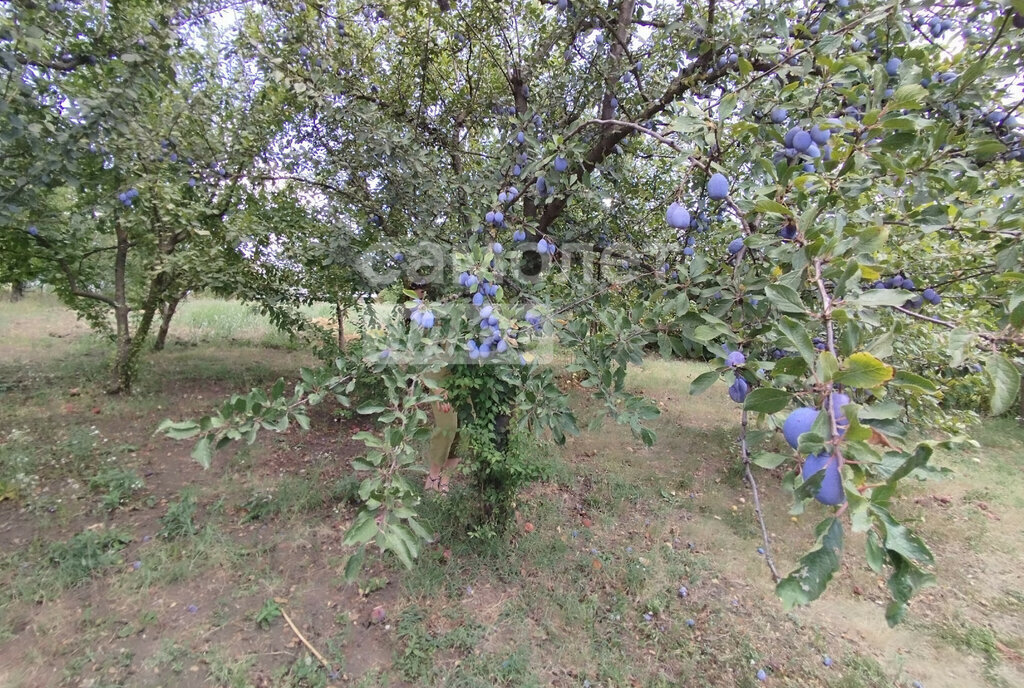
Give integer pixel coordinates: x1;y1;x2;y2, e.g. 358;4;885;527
535;52;721;233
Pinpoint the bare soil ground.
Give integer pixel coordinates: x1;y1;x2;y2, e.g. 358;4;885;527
1;295;1021;688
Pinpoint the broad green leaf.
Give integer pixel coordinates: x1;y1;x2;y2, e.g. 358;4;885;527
764;284;806;314
851;289;915;307
744;388;792;414
834;352;894;389
157;420;201;440
778;316;816;368
872;505;934;565
689;370;720;396
777;517;844;609
985;353;1021;415
343;512;378;546
816;351;840;383
343;548;365;582
885;554;936;627
947;328;974;367
752;451;791;469
865;530;884;574
191;436;213;469
753;199;793;216
891;370;939;394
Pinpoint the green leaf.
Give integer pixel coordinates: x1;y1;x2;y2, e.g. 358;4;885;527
343;548;365;582
356;403;387;415
778;316;816;368
834;352;894;389
986;353;1021;415
889;84;927;109
343;512;378;546
776;517;844;609
752;451;791;469
190;436;213;469
865;530;884;574
753;198;793;216
891;370;939;394
885;554;936;627
948;328;974;368
852;289;915;307
157;420;201;440
764;284;807;314
871;505;934;566
884;444;934;486
689;370;720;396
816;351;840;382
743;387;792;414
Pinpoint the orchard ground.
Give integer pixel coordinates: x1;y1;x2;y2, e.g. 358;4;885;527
1;293;1022;688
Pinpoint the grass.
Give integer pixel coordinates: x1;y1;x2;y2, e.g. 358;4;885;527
1;295;1023;688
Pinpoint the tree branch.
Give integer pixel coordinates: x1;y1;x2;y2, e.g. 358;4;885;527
740;409;781;582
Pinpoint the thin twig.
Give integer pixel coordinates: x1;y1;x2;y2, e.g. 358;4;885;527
740;408;781;582
280;607;332;670
891;305;1024;346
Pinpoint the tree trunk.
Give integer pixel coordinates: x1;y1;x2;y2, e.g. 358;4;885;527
9;282;25;302
108;225;167;394
154;291;185;351
336;301;346;350
108;224;133;394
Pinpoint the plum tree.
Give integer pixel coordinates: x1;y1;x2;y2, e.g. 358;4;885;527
100;0;1024;625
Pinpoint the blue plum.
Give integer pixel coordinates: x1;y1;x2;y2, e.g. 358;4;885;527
666;202;690;228
801;452;845;505
782;407;819;449
707;173;729;200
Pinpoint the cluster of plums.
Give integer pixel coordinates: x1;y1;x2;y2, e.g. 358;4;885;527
870;275;942;309
772;115;837;172
724;351;750;402
117;188;139;207
782;395;850;505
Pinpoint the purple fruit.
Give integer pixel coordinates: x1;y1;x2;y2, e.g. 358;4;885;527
728;375;749;403
554;156;568;172
726;351;746;367
809;125;830;145
666;202;690;228
728;237;744;254
793;129;812;152
770;108;788;124
801;452;845;505
830;392;850;424
782;407;819;449
707;173;729;200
